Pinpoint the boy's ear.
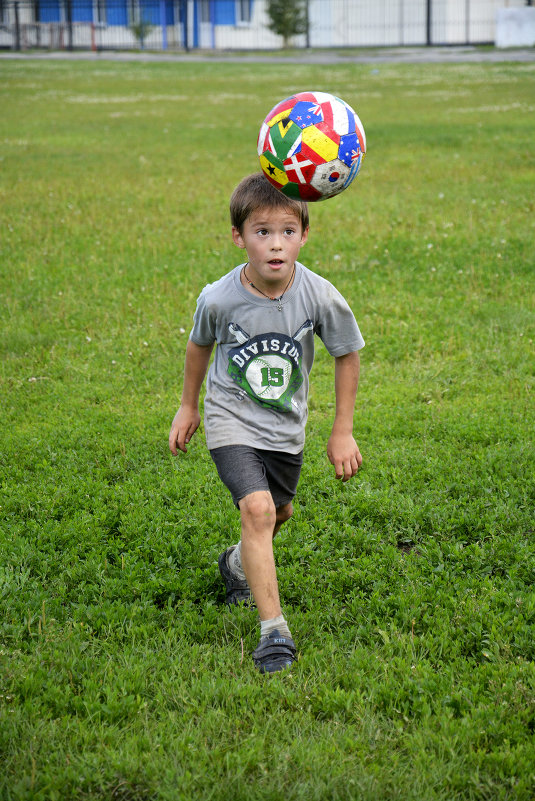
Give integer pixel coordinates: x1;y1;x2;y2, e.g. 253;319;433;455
301;226;310;246
232;226;246;249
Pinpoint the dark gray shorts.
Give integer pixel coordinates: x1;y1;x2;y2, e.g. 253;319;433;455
209;445;303;509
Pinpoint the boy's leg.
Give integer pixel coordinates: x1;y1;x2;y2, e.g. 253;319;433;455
239;490;281;622
220;499;293;605
273;501;293;538
228;499;292;572
239;491;297;674
211;446;299;671
229;490;298;674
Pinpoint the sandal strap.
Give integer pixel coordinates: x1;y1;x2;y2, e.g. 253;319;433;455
253;630;296;673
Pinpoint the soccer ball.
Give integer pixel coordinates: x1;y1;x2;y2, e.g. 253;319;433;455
257;91;366;202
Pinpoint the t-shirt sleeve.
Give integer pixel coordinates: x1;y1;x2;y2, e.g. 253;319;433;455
315;282;365;357
189;288;217;346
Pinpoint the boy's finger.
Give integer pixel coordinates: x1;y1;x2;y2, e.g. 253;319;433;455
176;431;188;453
170;425;187;454
340;455;359;481
333;459;344;480
178;422;198;453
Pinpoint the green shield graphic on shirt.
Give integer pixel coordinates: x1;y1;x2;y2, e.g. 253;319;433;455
227;331;306;413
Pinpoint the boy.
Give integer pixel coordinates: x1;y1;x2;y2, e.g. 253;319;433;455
169;172;364;674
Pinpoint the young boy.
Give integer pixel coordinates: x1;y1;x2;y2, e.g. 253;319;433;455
169;172;364;674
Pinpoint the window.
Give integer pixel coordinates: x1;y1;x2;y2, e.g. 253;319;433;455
200;0;210;24
128;0;139;23
94;0;106;23
236;0;251;25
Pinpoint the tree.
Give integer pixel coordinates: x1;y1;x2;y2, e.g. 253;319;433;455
266;0;308;49
130;18;153;50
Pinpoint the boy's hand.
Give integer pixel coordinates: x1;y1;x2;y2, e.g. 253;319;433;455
169;406;201;455
327;432;362;482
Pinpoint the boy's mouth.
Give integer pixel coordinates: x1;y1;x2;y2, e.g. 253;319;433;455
269;259;283;266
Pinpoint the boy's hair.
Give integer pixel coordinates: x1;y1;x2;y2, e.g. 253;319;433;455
230;172;309;233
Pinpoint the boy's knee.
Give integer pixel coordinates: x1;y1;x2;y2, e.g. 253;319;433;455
239;491;276;528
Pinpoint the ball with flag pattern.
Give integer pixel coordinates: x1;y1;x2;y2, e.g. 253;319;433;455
257;91;366;202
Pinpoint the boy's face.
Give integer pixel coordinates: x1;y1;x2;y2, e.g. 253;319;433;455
232;207;308;294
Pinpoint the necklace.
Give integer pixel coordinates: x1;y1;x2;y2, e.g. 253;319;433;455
243;263;295;311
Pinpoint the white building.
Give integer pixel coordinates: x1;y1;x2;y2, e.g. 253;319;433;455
0;0;530;51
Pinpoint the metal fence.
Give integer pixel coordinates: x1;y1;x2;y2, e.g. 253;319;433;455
0;0;528;51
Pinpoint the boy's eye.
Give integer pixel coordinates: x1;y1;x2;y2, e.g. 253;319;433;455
285;229;296;236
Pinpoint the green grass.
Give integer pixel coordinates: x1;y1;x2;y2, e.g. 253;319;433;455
1;58;535;800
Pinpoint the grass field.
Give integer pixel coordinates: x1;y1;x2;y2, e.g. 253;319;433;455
1;56;534;800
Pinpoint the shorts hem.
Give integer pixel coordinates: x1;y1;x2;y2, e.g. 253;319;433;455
209;445;303;510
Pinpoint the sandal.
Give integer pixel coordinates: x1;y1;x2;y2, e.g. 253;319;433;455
252;629;297;674
218;546;252;606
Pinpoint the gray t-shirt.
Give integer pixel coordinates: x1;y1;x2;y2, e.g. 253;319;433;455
190;261;365;454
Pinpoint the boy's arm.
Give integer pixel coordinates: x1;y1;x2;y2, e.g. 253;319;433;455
327;350;362;482
169;339;214;455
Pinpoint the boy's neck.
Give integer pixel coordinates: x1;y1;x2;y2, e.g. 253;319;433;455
241;262;296;303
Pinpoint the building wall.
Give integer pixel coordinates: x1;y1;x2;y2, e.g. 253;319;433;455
1;0;529;50
496;7;535;47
